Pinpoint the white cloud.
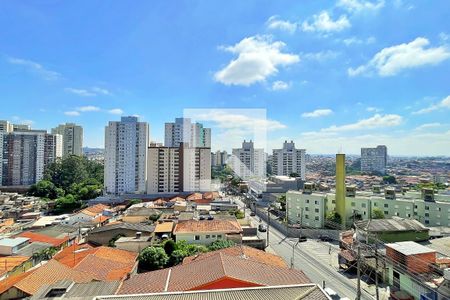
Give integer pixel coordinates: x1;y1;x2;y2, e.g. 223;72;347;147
348;37;450;77
271;80;291;91
65;88;96;97
302;109;334;118
413;95;450;114
266;16;297;34
322;114;402;132
301;50;340;62
342;36;376;46
439;32;450;42
65;87;112;97
7;57;61;80
337;0;385;13
214;35;299;86
415;123;442;130
108;108;124;115
366;106;382;112
91;87;112;95
64;111;80;116
77;106;101;112
301;11;350;33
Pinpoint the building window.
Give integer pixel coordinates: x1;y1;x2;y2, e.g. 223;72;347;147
195;235;200;240
362;203;366;208
306;200;310;204
212;235;216;238
304;214;309;219
332;200;336;204
305;207;309;211
351;202;355;207
425;213;429;217
315;201;318;205
315;208;319;213
384;211;388;215
425;206;429;210
407;214;411;217
315;216;319;221
384;204;388;208
425;220;430;225
217;235;222;239
205;235;210;239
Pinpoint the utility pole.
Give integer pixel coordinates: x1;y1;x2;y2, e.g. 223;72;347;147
290;240;299;269
356;245;361;300
375;246;380;300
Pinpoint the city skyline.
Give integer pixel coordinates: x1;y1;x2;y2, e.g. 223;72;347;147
0;1;449;155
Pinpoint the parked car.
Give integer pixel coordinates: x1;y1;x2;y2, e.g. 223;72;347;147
318;234;332;242
324;288;340;300
207;215;214;220
258;224;267;232
298;236;307;242
250;212;256;216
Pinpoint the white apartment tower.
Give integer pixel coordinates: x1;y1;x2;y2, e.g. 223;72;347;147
231;140;265;180
104;116;148;195
165;118;211;148
147;143;211;194
361;145;388;174
52;123;83;157
0;130;62;186
272;141;306;180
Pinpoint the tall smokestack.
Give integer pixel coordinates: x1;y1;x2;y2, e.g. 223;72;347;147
335;154;346;228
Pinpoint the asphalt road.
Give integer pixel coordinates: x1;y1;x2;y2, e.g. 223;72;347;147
233;196;375;300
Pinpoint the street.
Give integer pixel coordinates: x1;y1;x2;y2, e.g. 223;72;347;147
232;195;375;300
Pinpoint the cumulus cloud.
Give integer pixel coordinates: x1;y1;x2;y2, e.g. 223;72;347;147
302;109;334;118
322;114;402;132
77;106;100;112
366;106;382;112
108;108;124;115
65;87;112;97
337;0;385;13
348;37;450;77
214;35;299;86
301;50;340;62
64;111;80;116
271;80;291;91
266;16;297;33
301;11;350;33
7;57;61;80
413;95;450;114
342;36;376;46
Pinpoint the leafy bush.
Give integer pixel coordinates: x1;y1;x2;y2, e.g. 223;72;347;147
208;239;235;251
138;247;169;271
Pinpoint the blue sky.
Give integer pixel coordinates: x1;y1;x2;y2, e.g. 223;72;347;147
0;0;449;155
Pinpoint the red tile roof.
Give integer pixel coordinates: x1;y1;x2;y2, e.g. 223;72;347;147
174;220;242;234
118;252;310;294
92;215;110;224
73;254;133;281
0;269;36;294
14;260;95;295
16;231;68;247
0;256;30;276
183;246;287;268
53;243;96;267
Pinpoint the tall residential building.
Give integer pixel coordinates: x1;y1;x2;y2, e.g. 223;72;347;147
0;130;62;186
147;143;211;194
231;140;265;180
164;118;211;148
52;123;83;157
361;145;388;174
104;116;149;195
12;124;31;131
0;121;13;133
211;150;228;167
272;141;306;180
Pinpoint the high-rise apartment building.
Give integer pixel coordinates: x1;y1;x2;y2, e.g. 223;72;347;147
272;141;306;180
0;121;13;133
147;143;211;194
52;123;83;157
164;118;211;148
361;145;388;174
0;130;62;186
13;124;31;131
211;150;228;167
104;116;148;195
231;140;265;180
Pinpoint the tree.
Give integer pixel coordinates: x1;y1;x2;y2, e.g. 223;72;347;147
208;240;235;251
138;247;169;271
234;209;245;219
372;207;385;219
325;211;341;228
163;240;176;256
28;180;65;199
166;241;208;267
108;234;125;247
278;195;286;211
382;175;397;184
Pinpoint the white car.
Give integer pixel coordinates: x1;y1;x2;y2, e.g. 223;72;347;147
324;288;339;300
